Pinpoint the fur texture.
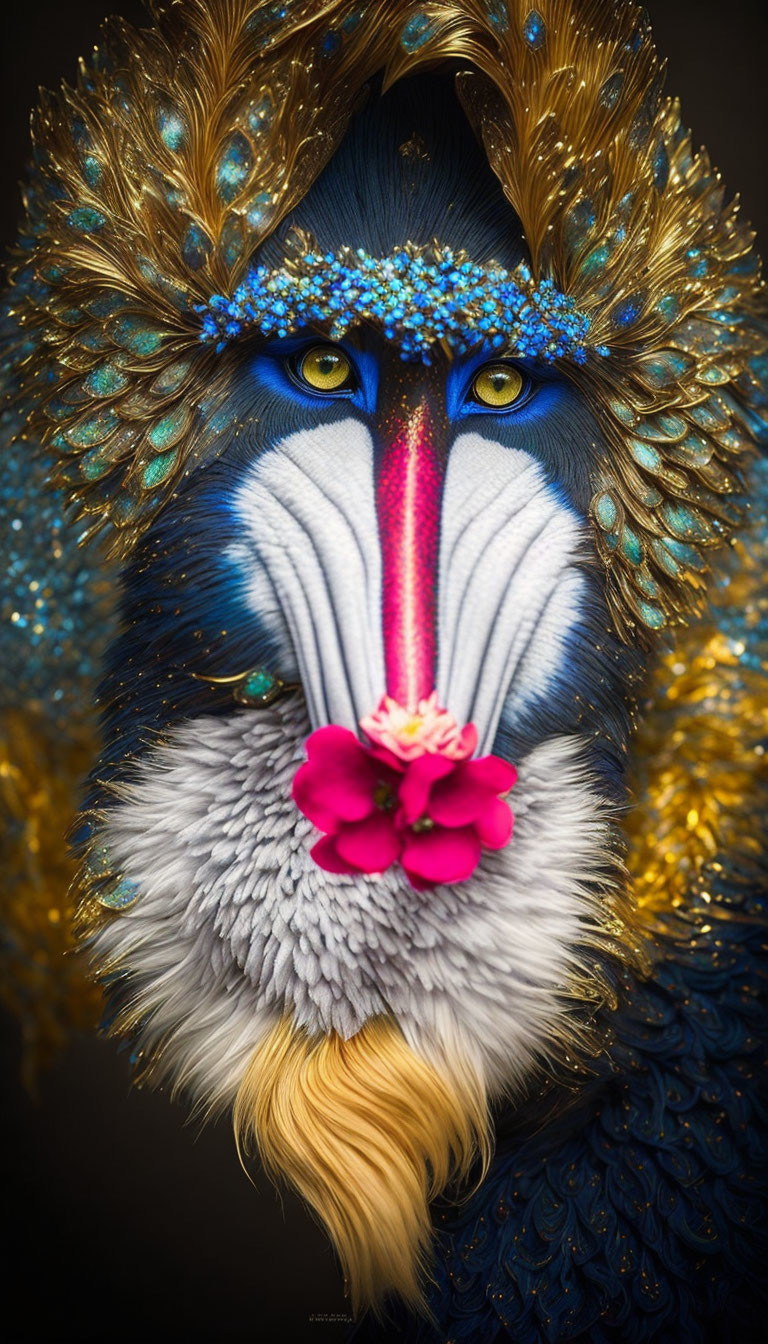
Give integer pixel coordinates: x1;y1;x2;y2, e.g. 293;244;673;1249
233;1014;489;1315
229;420;589;746
90;698;621;1106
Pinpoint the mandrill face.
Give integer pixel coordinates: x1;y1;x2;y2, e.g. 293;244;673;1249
85;81;640;1310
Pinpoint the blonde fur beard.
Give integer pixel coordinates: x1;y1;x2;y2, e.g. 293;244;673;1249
233;1014;490;1316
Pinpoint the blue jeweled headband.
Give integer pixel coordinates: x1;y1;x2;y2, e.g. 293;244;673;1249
198;240;608;363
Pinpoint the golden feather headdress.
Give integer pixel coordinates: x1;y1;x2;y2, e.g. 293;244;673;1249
7;0;768;638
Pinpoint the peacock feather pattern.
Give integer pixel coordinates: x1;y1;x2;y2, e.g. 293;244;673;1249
1;0;767;1336
5;0;767;633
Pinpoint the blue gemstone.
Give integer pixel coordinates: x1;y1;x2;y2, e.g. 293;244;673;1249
82;154;103;187
598;72;624;110
216;132;253;204
594;493;618;530
182;221;213;270
611;292;645;328
246;95;273;135
237;667;280;704
401;12;438;52
652;140;669;192
522;9;545;49
68;207;106;233
629;439;661;471
321;30;341;56
245;190;273;231
486;0;509;32
157;107;186;152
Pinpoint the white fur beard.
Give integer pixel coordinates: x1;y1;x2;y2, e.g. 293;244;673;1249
87;697;619;1110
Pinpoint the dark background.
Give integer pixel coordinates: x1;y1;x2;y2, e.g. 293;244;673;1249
1;3;767;1342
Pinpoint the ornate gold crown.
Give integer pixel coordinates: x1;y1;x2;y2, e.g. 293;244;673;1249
7;0;767;639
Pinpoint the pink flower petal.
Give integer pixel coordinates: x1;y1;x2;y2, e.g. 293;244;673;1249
367;745;407;775
305;725;366;768
401;825;482;885
292;761;343;832
470;755;517;794
474;797;514;849
293;726;388;827
310;834;361;875
292;757;377;829
335;813;402;872
456;723;478;759
398;753;456;825
428;762;497;826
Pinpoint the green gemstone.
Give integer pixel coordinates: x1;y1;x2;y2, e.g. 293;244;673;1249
578;243;610;277
629;438;661;471
661;501;709;541
594;492;618;530
84;361;129;397
68;206;106;232
638;601;666;630
142;447;179;488
64;407;120;448
620;526;643;565
80;446;114;480
111;314;166;355
98;877;140;910
148;405;187;451
237;667;281;704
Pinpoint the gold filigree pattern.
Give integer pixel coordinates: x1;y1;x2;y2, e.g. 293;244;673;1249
5;0;766;640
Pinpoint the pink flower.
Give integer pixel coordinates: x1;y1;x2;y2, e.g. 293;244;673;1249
292;706;516;890
398;752;516;890
360;691;477;762
292;726;404;876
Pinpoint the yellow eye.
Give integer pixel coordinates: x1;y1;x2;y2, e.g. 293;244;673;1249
298;345;353;393
471;364;525;409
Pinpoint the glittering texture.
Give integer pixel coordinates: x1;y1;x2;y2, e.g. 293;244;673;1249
3;0;765;638
0;249;117;1083
199;240;601;362
377;399;443;708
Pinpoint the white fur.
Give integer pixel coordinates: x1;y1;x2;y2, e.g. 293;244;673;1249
90;699;615;1108
229;422;588;752
438;434;587;753
228;420;384;730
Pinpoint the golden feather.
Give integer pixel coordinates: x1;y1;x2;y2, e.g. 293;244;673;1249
7;0;766;640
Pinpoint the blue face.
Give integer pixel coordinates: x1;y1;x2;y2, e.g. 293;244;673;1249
85;75;642;819
91;320;638;811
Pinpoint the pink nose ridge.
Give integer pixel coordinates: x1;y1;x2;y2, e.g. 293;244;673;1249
376;399;444;711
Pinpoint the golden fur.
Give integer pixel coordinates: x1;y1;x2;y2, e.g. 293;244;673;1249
233;1015;490;1314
